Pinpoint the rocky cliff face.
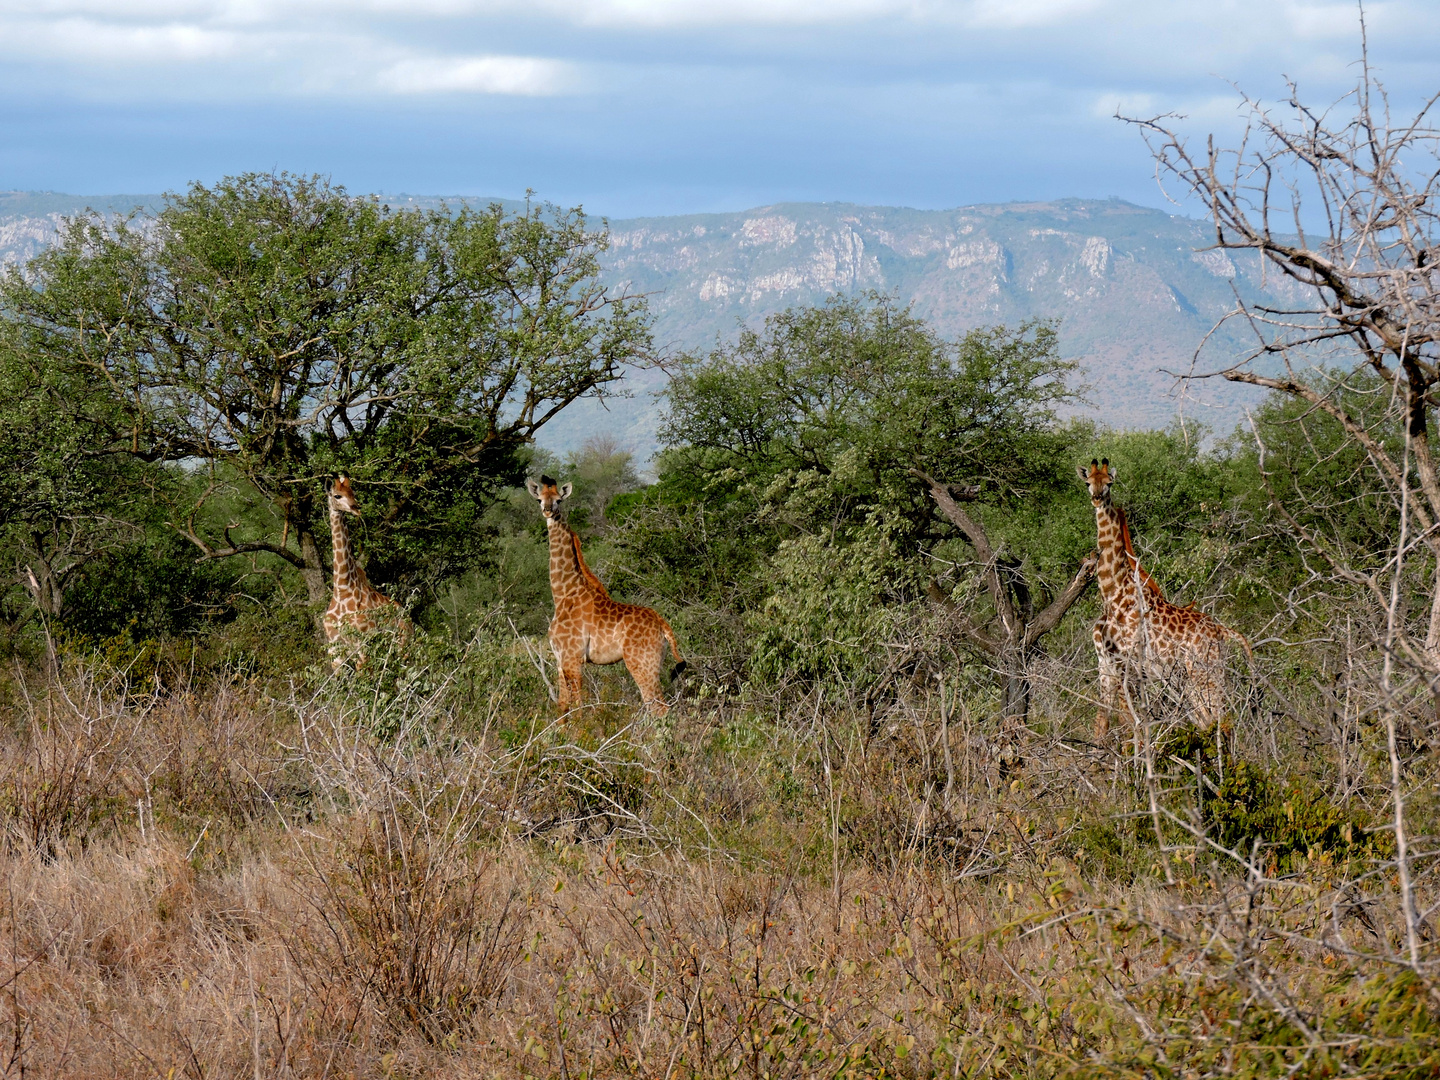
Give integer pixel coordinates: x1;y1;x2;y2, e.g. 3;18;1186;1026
0;192;157;267
580;198;1292;453
0;212;72;269
1;192;1288;456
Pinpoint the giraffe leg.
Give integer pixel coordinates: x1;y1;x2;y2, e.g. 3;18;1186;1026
550;629;585;715
552;650;585;715
1094;624;1120;738
548;637;566;712
1096;666;1120;738
1100;653;1143;738
562;661;586;715
1187;661;1223;729
624;640;668;716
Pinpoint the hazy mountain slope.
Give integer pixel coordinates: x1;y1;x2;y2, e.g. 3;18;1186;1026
0;191;160;270
594;199;1290;439
1;192;1287;457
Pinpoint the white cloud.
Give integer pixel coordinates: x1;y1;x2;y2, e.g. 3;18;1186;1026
1;0;1424;40
60;0;936;27
1280;0;1375;40
0;5;583;97
0;0;1435;106
1093;91;1246;124
966;0;1103;29
354;0;1104;27
0;0;919;25
1092;91;1157;119
2;15;250;62
378;54;576;95
559;0;917;26
5;1;218;14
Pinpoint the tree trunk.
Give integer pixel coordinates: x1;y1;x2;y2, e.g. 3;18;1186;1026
1001;651;1032;724
298;528;329;606
1425;566;1440;671
21;558;65;621
912;468;1098;725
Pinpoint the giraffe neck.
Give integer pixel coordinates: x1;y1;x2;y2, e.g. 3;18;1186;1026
1093;500;1167;610
1093;502;1140;608
547;517;595;603
330;504;373;599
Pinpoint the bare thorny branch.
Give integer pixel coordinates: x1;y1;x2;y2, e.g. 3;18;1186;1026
1093;28;1440;1053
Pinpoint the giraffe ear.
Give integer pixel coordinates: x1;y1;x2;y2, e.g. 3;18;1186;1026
1077;464;1090;481
1106;465;1118;482
525;477;541;498
559;482;573;499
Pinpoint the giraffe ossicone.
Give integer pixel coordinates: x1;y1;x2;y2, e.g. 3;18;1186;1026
527;474;686;716
1080;457;1252;737
323;475;408;667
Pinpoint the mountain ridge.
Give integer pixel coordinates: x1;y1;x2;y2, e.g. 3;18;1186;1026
0;191;1282;456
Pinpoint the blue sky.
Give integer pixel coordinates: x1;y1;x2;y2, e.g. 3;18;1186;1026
1;1;1436;217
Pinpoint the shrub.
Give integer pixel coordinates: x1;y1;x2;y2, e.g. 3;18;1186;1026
288;810;529;1043
747;530;901;694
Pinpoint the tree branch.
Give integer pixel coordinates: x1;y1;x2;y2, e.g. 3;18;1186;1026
911;467;1020;638
1023;550;1100;650
1222;368;1436;536
171;517;308;570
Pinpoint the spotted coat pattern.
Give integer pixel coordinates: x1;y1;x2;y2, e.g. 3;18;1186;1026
322;477;405;660
1080;459;1252;736
527;476;686;716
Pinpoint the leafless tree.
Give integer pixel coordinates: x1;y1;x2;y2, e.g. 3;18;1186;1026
1130;37;1440;674
1107;30;1440;1054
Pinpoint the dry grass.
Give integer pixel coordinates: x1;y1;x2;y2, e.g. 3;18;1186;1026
0;647;1435;1079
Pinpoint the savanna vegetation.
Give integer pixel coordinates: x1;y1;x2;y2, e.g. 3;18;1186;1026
1;59;1439;1078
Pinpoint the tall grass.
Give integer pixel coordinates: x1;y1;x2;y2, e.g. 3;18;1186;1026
0;623;1434;1077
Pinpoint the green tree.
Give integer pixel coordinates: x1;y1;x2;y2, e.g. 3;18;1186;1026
610;294;1091;704
0;173;654;614
658;293;1076;541
0;319;160;625
561;434;641;532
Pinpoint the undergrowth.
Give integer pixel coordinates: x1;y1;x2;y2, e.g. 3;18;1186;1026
0;637;1434;1079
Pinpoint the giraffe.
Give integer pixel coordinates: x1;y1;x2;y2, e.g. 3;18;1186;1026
322;476;407;665
526;474;686;716
1079;458;1252;737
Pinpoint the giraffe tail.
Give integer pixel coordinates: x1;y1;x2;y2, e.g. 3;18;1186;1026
661;618;687;680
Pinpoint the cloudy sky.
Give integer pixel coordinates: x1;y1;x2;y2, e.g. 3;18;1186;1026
1;0;1435;216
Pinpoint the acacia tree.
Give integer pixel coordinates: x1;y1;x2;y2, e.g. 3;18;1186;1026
910;470;1097;722
0;324;157;623
0;173;653;608
630;295;1092;710
659;295;1078;539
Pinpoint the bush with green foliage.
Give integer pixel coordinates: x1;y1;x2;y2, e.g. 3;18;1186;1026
607;295;1093;693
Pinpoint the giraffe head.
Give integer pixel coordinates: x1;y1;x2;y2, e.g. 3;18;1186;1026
328;475;362;517
1078;458;1116;505
526;474;573;523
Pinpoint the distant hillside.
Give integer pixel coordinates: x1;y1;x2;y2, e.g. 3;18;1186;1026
1;192;1289;457
0;191;160;270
